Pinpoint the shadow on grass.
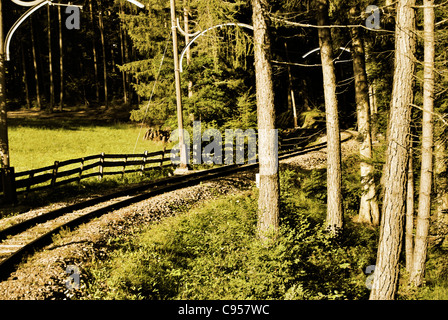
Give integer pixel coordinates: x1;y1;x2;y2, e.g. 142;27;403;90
8;117;130;131
8;104;135;130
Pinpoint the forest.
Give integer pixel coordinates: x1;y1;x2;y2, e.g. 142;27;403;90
0;0;448;302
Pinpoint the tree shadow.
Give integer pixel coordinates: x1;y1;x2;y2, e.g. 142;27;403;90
7;107;133;130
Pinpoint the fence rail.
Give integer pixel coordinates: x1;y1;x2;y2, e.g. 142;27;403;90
0;128;322;200
11;148;172;195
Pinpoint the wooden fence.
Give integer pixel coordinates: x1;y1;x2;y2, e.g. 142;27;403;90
0;128;321;199
11;148;172;195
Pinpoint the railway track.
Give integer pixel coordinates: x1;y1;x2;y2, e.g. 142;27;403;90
0;131;350;282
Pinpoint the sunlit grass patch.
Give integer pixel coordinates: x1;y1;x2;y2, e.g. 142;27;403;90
9;122;167;172
2;120;174;210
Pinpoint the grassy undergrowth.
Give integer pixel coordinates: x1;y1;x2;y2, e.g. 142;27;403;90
80;164;379;300
398;247;448;299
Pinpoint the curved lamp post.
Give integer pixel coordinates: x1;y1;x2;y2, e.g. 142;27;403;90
179;22;254;73
5;0;50;61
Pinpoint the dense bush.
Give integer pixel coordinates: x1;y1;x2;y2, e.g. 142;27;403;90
82;167;378;300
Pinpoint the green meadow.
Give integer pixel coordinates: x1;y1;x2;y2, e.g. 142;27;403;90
8;119;167;173
1;117;173;209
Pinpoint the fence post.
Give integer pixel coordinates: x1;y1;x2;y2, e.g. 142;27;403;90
140;150;148;176
78;158;84;183
26;171;34;195
122;156;128;179
51;161;60;188
1;167;17;205
98;153;105;180
160;146;166;167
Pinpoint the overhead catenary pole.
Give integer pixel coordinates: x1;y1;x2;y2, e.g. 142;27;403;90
183;1;193;99
170;0;188;169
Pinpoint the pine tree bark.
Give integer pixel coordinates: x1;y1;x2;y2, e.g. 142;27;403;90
406;148;414;272
89;0;100;103
119;1;128;104
410;0;435;287
370;0;416;300
124;22;131;102
21;46;31;109
58;5;63;111
284;42;298;128
0;0;10;168
252;0;279;241
349;14;380;226
368;81;379;142
47;5;54;111
435;135;448;227
98;0;108;108
30;18;42;110
316;0;343;234
298;78;310;113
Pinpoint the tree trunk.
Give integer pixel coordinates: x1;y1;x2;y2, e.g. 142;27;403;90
370;0;416;300
368;81;379;142
252;0;279;241
349;10;380;226
410;0;435;287
58;5;63;111
0;0;10;168
98;0;108;108
21;46;31;109
47;5;54;111
89;0;100;102
435;134;448;233
316;0;343;234
30;18;42;110
284;41;298;128
298;77;310;113
406;148;414;272
124;17;131;102
119;1;128;104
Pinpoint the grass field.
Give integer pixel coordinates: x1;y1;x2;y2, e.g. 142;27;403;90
0;115;174;210
8;119;168;173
